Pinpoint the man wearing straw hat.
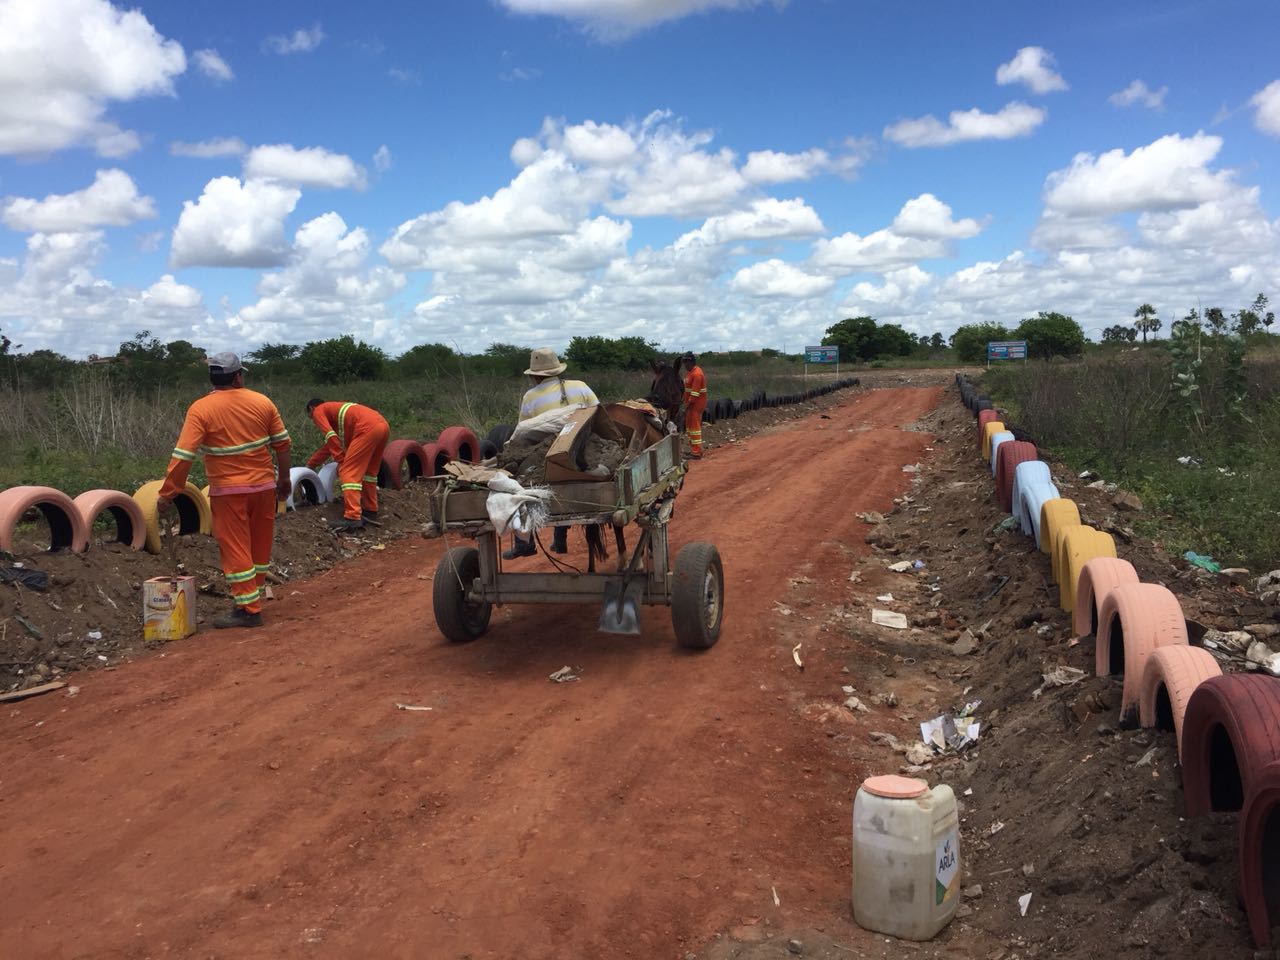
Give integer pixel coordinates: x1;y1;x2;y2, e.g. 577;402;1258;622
504;347;598;560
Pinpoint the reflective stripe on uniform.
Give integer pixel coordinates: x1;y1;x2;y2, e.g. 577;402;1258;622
200;436;271;456
686;389;705;397
336;402;356;449
340;482;362;491
362;474;378;483
323;430;337;441
225;567;257;584
233;588;262;605
172;447;197;462
269;430;290;443
254;563;270;573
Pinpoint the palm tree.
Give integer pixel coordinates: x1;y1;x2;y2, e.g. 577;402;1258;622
1133;303;1160;343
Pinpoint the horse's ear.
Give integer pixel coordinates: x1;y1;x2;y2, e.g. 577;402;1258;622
650;358;662;373
670;354;682;368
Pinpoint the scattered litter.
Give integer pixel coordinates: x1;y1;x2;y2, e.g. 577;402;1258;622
1022;863;1035;877
871;609;909;630
1176;455;1202;467
1183;550;1221;573
86;630;102;641
395;702;433;712
792;644;804;669
0;566;49;591
952;629;977;657
844;696;870;713
987;820;1006;837
902;463;920;473
856;511;885;524
1078;469;1098;480
913;559;926;570
774;603;793;616
1036;623;1054;638
772;886;780;907
963;787;974;797
1245;641;1280;676
1018;893;1032;916
847;569;862;583
1033;665;1087;698
842;685;855;695
921;705;982;754
548;666;580;683
1135;747;1157;768
978;576;1010;605
14;614;42;639
875;593;895;603
0;680;66;703
992;516;1020;533
887;560;913;573
66;685;80;698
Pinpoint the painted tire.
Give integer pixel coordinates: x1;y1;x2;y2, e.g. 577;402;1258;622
479;439;499;460
1072;557;1139;637
485;424;516;452
437;426;481;464
989;432;1016;477
286;466;328;510
72;489;146;550
132;480;212;555
994;442;1038;512
0;485;90;554
1010;460;1052;525
1094;582;1189;723
421;441;450;476
381;439;428;490
1019;481;1060;542
1240;759;1280;947
1182;675;1280;817
1055;525;1116;612
981;421;1006;462
1040;497;1081;565
316;462;339;499
1138;646;1222;757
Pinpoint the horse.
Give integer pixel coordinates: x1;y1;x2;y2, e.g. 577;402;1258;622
646;355;684;423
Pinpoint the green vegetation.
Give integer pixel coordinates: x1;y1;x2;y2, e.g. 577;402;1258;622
951;312;1086;362
821;316;947;363
982;299;1280;571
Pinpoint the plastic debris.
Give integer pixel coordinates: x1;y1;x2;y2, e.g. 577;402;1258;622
856;511;885;524
913;559;926;570
1183;550;1221;573
548;666;580;683
871;609;909;630
395;702;433;712
792;643;803;669
875;593;895;603
1033;665;1087;699
0;566;49;591
993;516;1020;533
86;630;102;641
921;705;982;753
987;820;1006;837
842;685;855;694
844;696;870;713
1018;893;1032;916
887;560;913;573
1176;456;1202;467
902;463;920;473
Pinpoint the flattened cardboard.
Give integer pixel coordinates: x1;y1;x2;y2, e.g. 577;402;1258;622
544;405;625;483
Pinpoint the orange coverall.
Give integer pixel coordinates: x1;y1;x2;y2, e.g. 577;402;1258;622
306;402;391;520
682;364;707;455
160;388;291;615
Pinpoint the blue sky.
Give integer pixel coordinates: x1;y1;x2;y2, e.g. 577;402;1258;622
1;0;1278;358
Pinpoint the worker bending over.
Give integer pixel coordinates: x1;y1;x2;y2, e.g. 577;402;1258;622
681;351;707;458
305;399;390;531
160;353;292;629
506;347;598;559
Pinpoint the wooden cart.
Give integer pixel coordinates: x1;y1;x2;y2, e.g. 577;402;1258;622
421;433;723;648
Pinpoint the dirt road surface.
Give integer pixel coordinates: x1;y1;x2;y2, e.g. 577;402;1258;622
1;386;940;960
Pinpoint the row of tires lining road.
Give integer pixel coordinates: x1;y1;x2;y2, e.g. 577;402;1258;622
699;377;861;425
957;375;1280;949
0;423;483;557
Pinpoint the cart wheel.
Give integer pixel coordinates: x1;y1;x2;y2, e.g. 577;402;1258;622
672;542;723;649
433;546;491;643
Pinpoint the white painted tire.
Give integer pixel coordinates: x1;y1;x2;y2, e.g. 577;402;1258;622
316;462;340;500
287;466;328;510
989;432;1015;476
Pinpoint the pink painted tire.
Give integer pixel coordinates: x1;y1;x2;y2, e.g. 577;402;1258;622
994;442;1038;513
1138;646;1222;757
381;439;428;490
0;485;89;554
72;489;147;551
436;426;481;464
1182;675;1280;818
1094;582;1188;723
1073;557;1139;638
1240;759;1280;947
420;441;450;476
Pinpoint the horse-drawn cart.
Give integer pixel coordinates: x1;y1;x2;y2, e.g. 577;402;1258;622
421;432;723;649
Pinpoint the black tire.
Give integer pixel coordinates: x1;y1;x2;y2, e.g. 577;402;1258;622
672;542;724;649
433;547;491;642
479;439;499;460
485;423;516;452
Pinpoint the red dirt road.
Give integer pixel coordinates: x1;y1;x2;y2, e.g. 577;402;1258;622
0;387;940;960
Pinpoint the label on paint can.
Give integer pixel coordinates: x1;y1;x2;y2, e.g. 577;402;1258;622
935;829;960;905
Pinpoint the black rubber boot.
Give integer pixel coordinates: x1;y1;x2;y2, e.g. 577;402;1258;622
213;608;263;629
362;510;378;521
502;537;537;560
551;526;569;554
329;517;364;532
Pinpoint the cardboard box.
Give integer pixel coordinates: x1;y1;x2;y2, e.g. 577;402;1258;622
544;406;626;483
143;576;197;641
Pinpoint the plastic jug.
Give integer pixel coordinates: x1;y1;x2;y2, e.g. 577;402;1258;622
851;774;961;941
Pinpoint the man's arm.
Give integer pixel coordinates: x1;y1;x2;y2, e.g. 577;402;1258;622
305;407;344;469
158;408;203;504
269;405;293;500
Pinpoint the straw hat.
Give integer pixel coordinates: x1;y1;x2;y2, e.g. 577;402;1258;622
524;347;567;377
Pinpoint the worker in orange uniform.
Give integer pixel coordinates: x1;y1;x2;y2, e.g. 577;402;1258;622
159;353;292;629
680;351;707;459
304;398;390;532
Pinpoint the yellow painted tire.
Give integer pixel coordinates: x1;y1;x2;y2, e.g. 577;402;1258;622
981;421;1006;462
133;480;212;555
1039;497;1081;567
1055;526;1117;611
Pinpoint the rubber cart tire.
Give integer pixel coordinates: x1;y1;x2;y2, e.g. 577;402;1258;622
1240;759;1280;947
994;441;1038;512
1094;582;1189;723
1072;556;1139;637
1055;525;1115;611
1182;674;1280;816
72;489;146;550
381;439;428;490
132;480;211;555
672;542;724;650
1139;645;1222;757
433;546;491;643
981;421;1006;462
437;426;481;464
0;485;90;554
1040;497;1081;562
285;466;327;510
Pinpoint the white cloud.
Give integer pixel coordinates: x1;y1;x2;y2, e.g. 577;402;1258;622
741;148;829;184
1043;133;1234;217
497;0;779;40
1109;79;1167;110
891;193;982;240
170;176;301;268
170;137;247;158
608;119;748;217
265;23;324;54
243;144;368;190
0;0;185;157
731;259;833;298
2;169;155;232
675;197;824;248
373;145;393;173
844;265;934;314
563;120;638;167
1251;80;1280;137
194;49;233;82
995;46;1068;94
884;102;1045;148
142;273;204;312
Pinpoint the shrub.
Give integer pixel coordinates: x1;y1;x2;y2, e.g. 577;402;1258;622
300;335;386;383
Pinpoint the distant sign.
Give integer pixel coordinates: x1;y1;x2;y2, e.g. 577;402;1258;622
987;340;1028;361
805;345;840;364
